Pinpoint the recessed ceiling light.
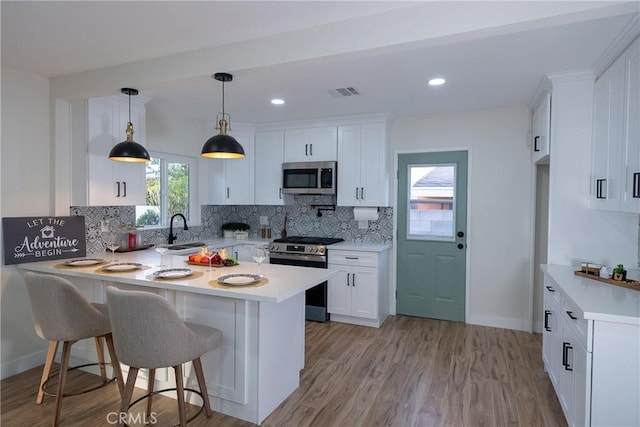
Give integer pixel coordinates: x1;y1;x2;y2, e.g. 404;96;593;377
271;98;285;105
428;78;446;86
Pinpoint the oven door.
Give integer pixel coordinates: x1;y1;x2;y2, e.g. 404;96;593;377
270;255;329;322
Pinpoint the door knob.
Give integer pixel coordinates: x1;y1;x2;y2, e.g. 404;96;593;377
457;231;464;238
457;243;464;249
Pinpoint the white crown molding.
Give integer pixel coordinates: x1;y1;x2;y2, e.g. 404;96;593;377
593;14;640;77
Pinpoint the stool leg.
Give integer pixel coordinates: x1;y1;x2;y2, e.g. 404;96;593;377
173;365;187;427
52;341;72;427
36;341;58;405
118;367;139;427
146;368;155;418
192;357;212;417
94;337;107;382
104;333;124;396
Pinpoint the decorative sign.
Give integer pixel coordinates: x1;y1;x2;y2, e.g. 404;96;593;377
2;216;86;265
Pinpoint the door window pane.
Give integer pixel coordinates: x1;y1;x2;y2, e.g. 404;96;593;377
136;158;160;226
407;164;455;240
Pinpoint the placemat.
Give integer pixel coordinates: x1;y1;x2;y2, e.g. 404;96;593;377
208;277;268;289
94;265;152;274
146;271;205;281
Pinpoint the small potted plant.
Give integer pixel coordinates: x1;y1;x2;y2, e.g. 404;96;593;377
221;222;237;239
221;222;250;239
234;222;250;240
612;264;627;281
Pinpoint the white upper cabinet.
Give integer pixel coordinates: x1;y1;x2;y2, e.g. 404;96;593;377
284;126;337;162
337;122;389;206
254;130;284;205
592;37;639;213
203;130;255;205
71;95;147;206
532;93;551;164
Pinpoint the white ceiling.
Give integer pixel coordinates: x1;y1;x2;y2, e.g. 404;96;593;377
2;1;639;125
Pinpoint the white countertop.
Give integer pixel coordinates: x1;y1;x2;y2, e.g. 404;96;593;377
17;249;336;304
330;242;392;252
541;264;640;325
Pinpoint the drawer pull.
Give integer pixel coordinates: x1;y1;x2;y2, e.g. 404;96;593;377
545;286;555;293
566;311;578;320
544;310;552;332
345;256;359;260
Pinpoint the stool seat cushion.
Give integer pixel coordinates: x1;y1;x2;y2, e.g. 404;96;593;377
24;272;112;342
106;287;223;369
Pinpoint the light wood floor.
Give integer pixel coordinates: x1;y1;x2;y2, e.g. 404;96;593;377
1;316;566;426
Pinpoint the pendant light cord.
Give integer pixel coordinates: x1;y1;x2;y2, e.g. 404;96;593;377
128;91;132;122
221;80;226;116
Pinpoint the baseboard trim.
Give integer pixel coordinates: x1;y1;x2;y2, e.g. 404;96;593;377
0;348;47;380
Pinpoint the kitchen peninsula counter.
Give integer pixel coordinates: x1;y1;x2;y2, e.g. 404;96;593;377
18;250;337;425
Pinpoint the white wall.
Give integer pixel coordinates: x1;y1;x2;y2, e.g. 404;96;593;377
547;74;638;269
1;66;51;378
391;107;534;331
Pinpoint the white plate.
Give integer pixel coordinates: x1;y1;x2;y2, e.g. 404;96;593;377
218;274;261;286
102;262;143;272
64;258;104;266
153;268;193;279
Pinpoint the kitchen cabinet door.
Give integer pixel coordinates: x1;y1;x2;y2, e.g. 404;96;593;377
254;130;284;205
327;268;350;316
542;281;563;394
337;122;388;206
349;266;377;319
532;93;551;164
621;37;640;213
84;96;147;206
560;321;591;427
205;131;255;205
284;126;337;162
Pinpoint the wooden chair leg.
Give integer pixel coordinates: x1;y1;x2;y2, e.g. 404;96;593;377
104;333;125;396
117;367;139;427
52;341;72;427
94;336;107;382
36;341;58;405
192;357;212;417
174;365;187;427
146;368;155;418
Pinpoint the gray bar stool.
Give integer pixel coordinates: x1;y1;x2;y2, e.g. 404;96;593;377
23;271;125;426
106;286;223;427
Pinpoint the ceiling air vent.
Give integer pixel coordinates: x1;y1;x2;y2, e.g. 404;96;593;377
328;87;360;97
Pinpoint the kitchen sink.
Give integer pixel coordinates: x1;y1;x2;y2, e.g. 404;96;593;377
167;241;206;251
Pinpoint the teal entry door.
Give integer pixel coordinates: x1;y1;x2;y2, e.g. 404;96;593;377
396;151;468;322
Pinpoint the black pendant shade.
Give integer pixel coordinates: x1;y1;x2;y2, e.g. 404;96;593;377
109;88;150;163
201;73;245;159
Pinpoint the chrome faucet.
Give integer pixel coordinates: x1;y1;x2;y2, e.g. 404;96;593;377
168;213;189;244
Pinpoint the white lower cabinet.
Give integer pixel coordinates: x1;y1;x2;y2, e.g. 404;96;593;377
327;248;389;328
542;271;640;427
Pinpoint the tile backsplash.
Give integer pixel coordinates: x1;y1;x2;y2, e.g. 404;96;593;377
72;196;393;255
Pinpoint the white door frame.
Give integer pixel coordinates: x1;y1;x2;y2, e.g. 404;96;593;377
391;147;473;322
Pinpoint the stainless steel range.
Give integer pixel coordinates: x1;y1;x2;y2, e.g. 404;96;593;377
269;236;344;322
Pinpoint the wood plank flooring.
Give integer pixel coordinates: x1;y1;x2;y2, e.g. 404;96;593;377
1;316;566;426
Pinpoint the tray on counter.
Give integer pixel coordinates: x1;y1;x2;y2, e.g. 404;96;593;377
574;270;640;292
115;244;154;252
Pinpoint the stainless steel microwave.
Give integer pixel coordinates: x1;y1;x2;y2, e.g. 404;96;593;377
282;161;337;195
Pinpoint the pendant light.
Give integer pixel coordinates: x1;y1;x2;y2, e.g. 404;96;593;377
108;88;150;163
201;73;245;159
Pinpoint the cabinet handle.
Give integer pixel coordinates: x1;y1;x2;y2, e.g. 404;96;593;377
566;311;578;320
596;179;607;199
545;285;555;292
562;342;573;371
345;256;359;260
310;143;312;156
305;144;308;156
235;251;238;260
633;172;640;198
347;272;350;286
116;181;121;197
352;273;356;287
122;181;127;197
544;310;552;331
226;187;230;199
361;187;365;200
355;187;359;200
279;188;282;199
534;136;540;152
